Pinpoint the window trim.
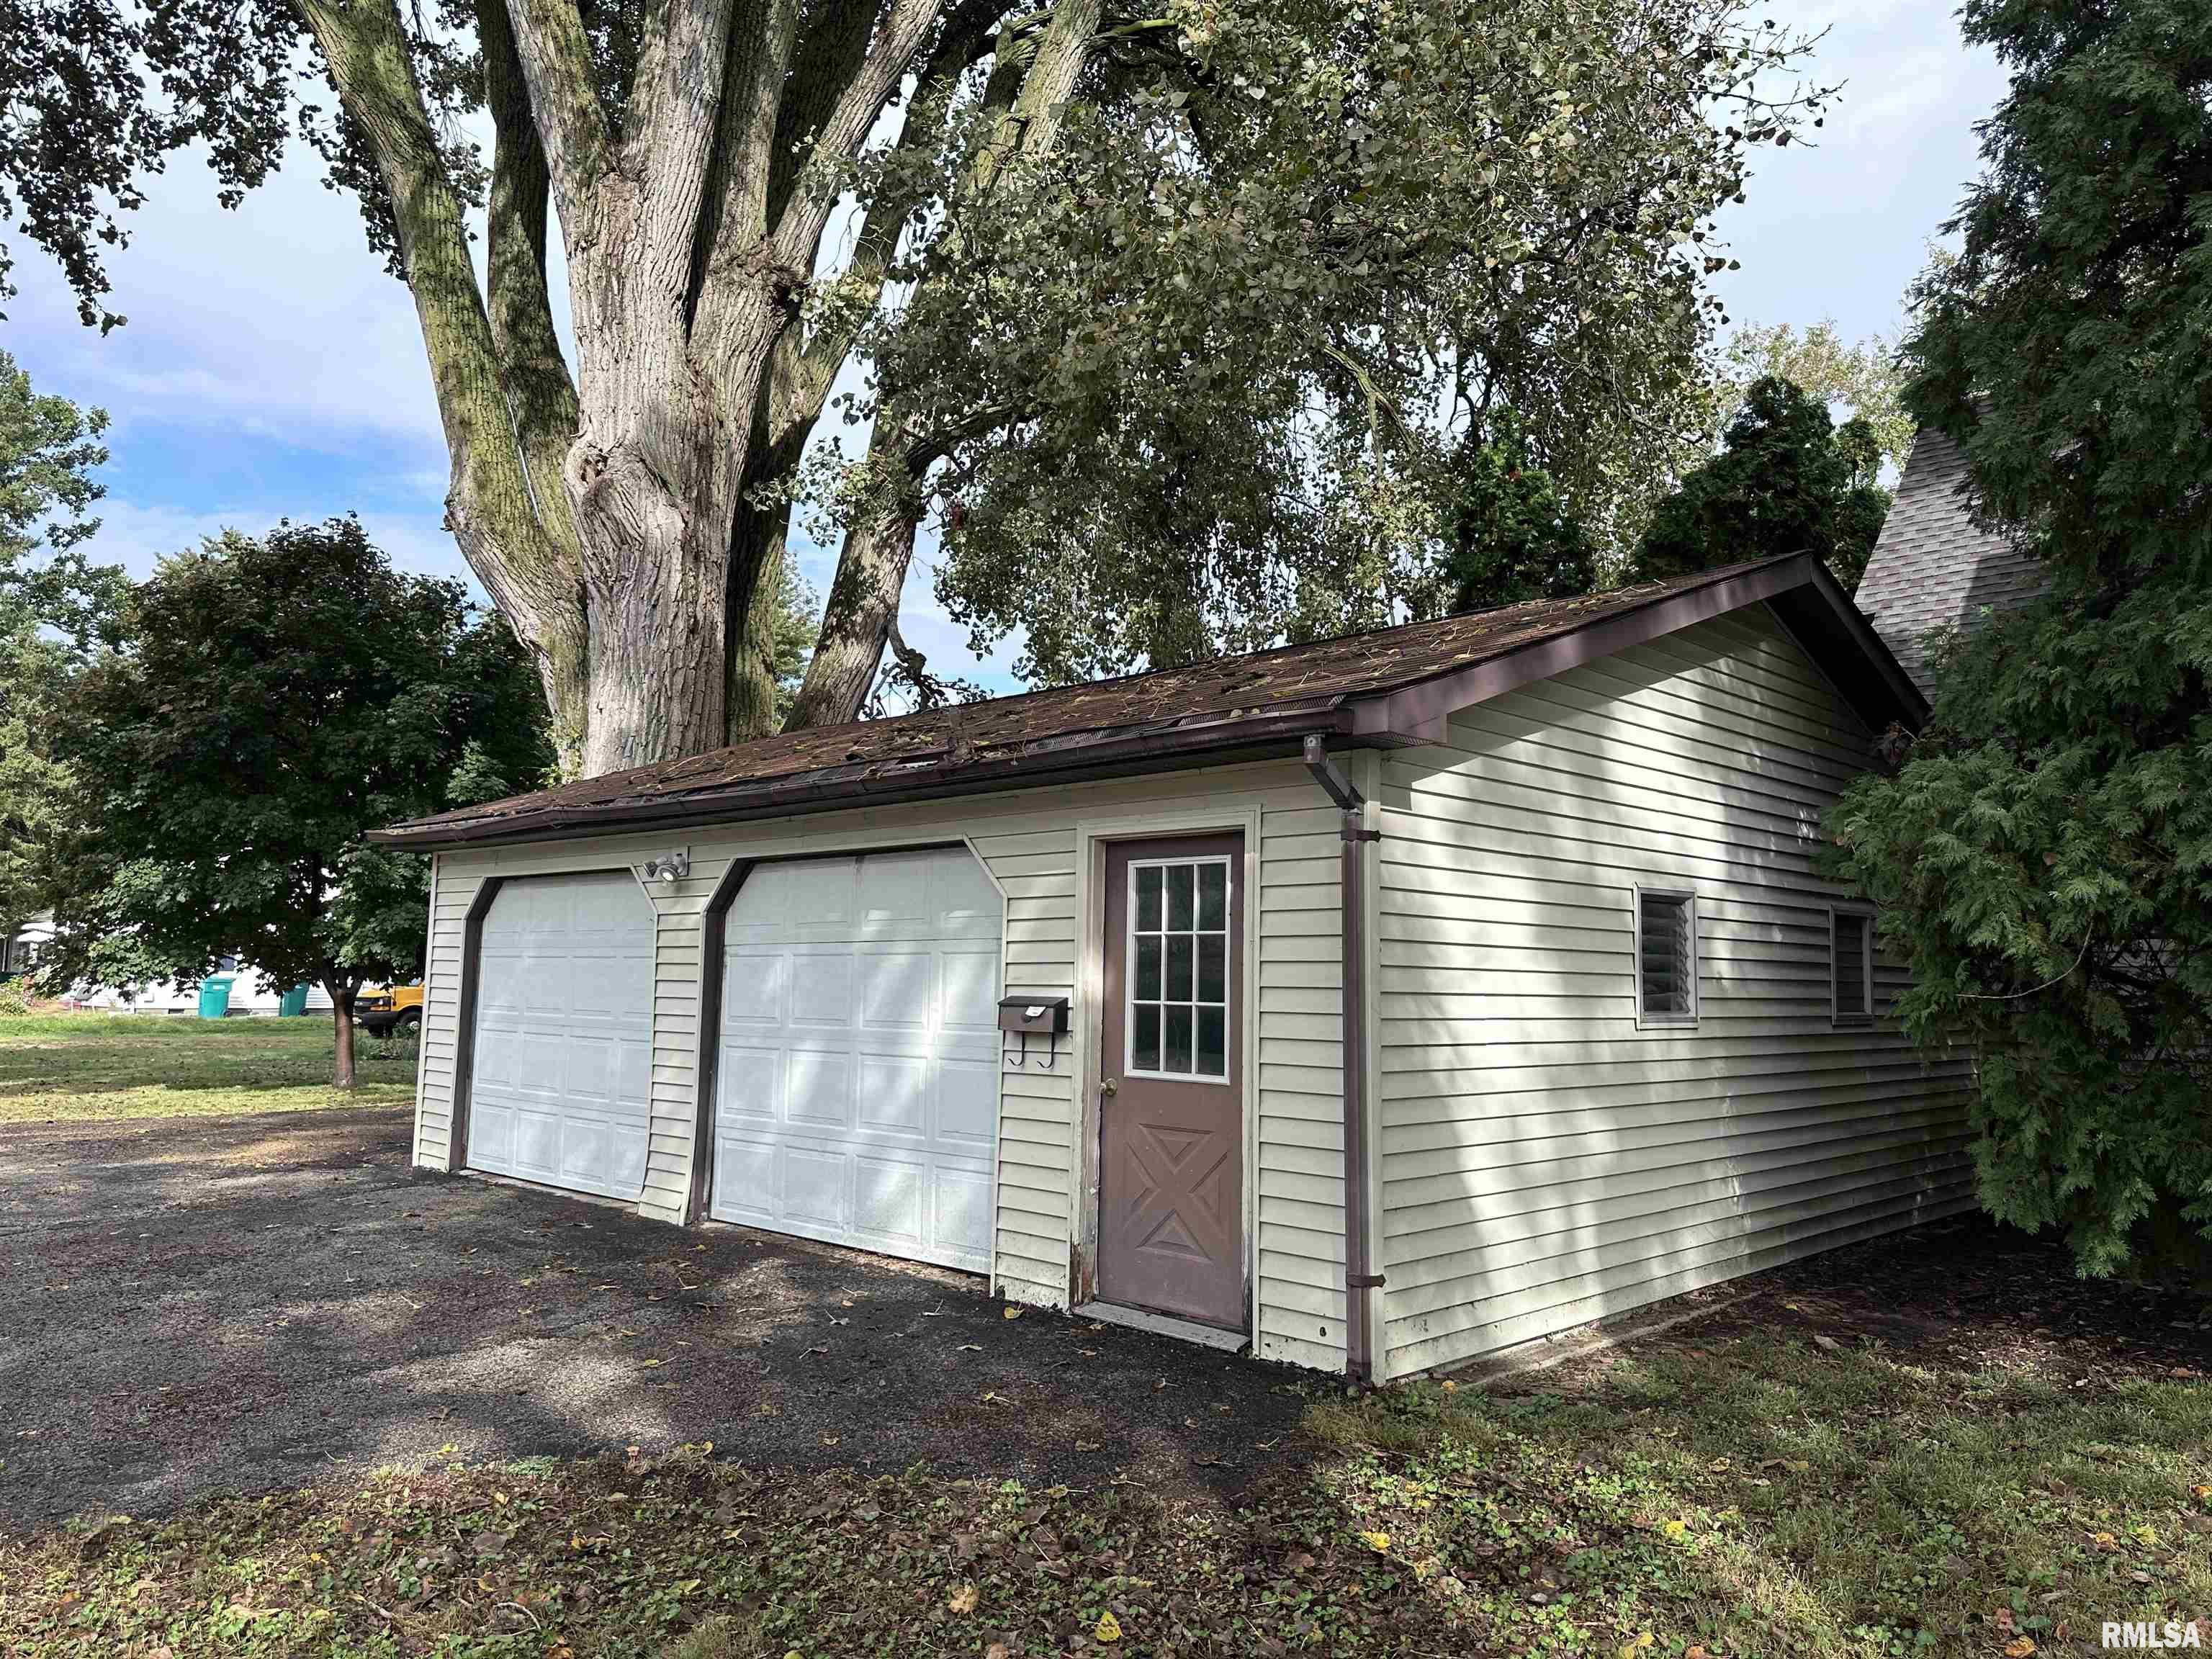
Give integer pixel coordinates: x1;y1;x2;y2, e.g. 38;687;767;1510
1631;883;1700;1029
1123;852;1236;1086
1828;903;1876;1026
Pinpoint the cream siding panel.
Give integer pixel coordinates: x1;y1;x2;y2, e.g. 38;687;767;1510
1256;795;1346;1370
1373;608;1972;1378
413;862;492;1172
408;760;1346;1364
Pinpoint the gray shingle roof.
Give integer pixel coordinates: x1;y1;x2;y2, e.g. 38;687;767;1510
1856;426;2046;694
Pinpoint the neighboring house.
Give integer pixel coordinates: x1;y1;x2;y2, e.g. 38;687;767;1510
69;957;332;1015
370;552;1974;1380
2;913;54;977
1855;426;2046;695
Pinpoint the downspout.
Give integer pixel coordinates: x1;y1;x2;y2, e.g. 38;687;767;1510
1302;734;1382;1385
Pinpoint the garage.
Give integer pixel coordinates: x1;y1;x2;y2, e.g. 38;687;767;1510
707;847;1002;1271
467;871;656;1199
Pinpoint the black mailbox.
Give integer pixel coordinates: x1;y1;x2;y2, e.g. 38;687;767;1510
998;995;1069;1035
999;995;1069;1069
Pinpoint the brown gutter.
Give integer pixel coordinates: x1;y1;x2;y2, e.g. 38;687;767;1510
1302;734;1380;1385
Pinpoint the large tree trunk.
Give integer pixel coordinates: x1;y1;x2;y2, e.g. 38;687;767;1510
302;0;1110;775
567;441;736;778
328;981;357;1089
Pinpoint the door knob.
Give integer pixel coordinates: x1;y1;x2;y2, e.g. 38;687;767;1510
1100;1076;1119;1097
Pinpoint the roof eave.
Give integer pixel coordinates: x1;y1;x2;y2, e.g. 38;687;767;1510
1341;552;1927;743
369;552;1925;855
364;701;1413;851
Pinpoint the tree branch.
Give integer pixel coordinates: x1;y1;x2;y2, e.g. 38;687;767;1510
765;0;946;273
781;0;1100;727
499;0;613;239
765;0;889;235
480;0;584;550
621;0;747;295
690;0;809;327
300;0;590;761
968;0;1098;195
767;0;1002;454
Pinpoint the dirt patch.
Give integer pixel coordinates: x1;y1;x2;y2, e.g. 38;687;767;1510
1527;1218;2212;1396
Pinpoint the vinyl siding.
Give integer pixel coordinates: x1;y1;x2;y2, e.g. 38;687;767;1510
1373;606;1974;1378
410;759;1351;1372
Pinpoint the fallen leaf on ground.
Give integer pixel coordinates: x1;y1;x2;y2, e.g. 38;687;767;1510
948;1582;979;1614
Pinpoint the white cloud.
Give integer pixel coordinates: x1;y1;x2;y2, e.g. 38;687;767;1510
1714;6;2005;343
83;498;469;590
11;141;445;454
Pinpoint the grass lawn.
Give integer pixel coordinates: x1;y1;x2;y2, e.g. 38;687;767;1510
0;1012;417;1123
4;1233;2207;1658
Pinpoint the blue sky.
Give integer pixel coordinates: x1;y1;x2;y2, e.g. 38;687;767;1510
4;0;2006;695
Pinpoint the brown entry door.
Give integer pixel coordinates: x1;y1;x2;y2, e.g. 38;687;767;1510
1098;835;1246;1331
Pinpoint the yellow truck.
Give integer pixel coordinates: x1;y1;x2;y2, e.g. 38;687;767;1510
356;982;424;1035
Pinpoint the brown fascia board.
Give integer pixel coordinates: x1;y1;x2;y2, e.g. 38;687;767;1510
1340;552;1927;744
364;698;1385;850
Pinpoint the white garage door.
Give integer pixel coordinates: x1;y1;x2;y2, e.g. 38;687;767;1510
709;847;1002;1271
468;872;655;1199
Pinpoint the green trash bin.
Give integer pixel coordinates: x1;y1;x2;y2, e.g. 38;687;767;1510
278;983;310;1017
197;975;235;1019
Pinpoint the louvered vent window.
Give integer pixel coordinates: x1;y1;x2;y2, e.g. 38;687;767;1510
1636;890;1696;1022
1833;911;1872;1022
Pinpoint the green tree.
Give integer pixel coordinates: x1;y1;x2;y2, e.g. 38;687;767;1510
51;520;551;1084
1632;374;1890;590
765;553;819;725
0;351;119;944
0;350;119;640
909;1;1826;687
1720;319;1911;475
0;630;76;951
1825;0;2212;1275
1436;415;1598;614
10;0;1824;765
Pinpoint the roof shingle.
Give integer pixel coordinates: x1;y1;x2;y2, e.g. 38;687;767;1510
374;551;1915;848
1856;427;2046;694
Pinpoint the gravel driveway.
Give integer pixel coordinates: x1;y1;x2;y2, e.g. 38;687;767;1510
0;1108;1313;1532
